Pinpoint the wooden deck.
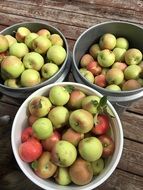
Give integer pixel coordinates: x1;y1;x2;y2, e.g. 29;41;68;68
0;0;143;189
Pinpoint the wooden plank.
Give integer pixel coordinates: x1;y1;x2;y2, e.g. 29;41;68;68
3;0;143;26
127;97;143;115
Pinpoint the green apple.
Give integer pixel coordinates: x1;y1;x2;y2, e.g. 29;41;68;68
97;49;115;67
113;47;126;62
125;48;142;65
106;68;124;85
5;35;17;47
9;42;29;58
91;158;104;175
23;52;44;71
48;106;69;128
47;45;66;65
28;96;52;117
79;68;94;83
24;32;39;49
124;65;141;80
49;85;70;106
89;44;101;59
81;95;100;114
50;34;63;46
20;69;41;87
32;36;52;54
0;35;9;53
106;84;121;91
41;63;59;79
51;140;77;167
4;78;20;88
54;167;71;185
32;117;53;140
69;109;94;133
116;37;129;50
78;137;103;161
99;33;116;50
37;29;51;38
1;56;24;79
80;54;94;67
15;26;31;42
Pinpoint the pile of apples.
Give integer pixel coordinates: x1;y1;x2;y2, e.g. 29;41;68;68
19;85;115;186
79;33;143;91
0;26;66;88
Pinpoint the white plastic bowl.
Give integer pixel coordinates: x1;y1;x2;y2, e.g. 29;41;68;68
11;82;123;190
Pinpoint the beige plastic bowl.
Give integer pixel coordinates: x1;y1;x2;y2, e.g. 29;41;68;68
11;82;123;190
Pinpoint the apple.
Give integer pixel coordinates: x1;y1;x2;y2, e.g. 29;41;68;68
48;106;69;129
34;151;57;179
81;95;100;114
49;85;70;106
112;61;127;71
106;84;121;91
89;44;101;59
9;42;29;58
62;128;84;146
51;140;77;167
137;78;143;86
19;138;42;162
28;115;38;126
28;96;52;117
15;26;31;42
5;35;17;47
79;68;94;83
97;49;115;67
106;68;124;85
32;117;53;140
122;79;141;91
47;45;66;65
23;52;44;71
91;158;104;175
86;61;102;76
37;29;51;38
0;35;9;53
98;135;115;158
113;47;126;62
124;65;141;80
4;78;21;88
50;34;64;46
41;63;59;79
21;127;33;142
24;32;39;49
69;158;93;185
0;51;8;63
116;37;129;50
42;130;61;152
32;36;52;54
80;54;94;67
78;137;103;161
94;74;107;88
92;114;110;135
1;56;24;79
69;109;94;133
67;90;86;109
20;69;41;87
125;48;142;65
99;33;116;50
54;167;71;185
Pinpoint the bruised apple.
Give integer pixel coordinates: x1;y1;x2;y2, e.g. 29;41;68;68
21;127;33;142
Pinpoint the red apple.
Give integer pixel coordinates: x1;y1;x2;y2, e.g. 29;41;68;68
86;61;102;76
21;127;33;143
94;74;107;88
98;135;115;158
19;138;42;162
41;131;61;151
92;114;110;135
28;115;38;126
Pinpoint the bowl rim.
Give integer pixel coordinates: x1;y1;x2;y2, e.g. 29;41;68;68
11;81;124;190
0;21;69;90
72;20;143;94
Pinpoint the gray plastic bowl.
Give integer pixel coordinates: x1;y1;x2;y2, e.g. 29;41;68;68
0;22;71;98
72;21;143;112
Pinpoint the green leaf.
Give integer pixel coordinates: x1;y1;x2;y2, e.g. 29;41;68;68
99;96;107;108
106;106;115;118
31;160;38;170
64;85;75;93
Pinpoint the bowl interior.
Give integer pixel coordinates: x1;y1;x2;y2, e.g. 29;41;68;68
11;82;123;190
73;21;143;96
